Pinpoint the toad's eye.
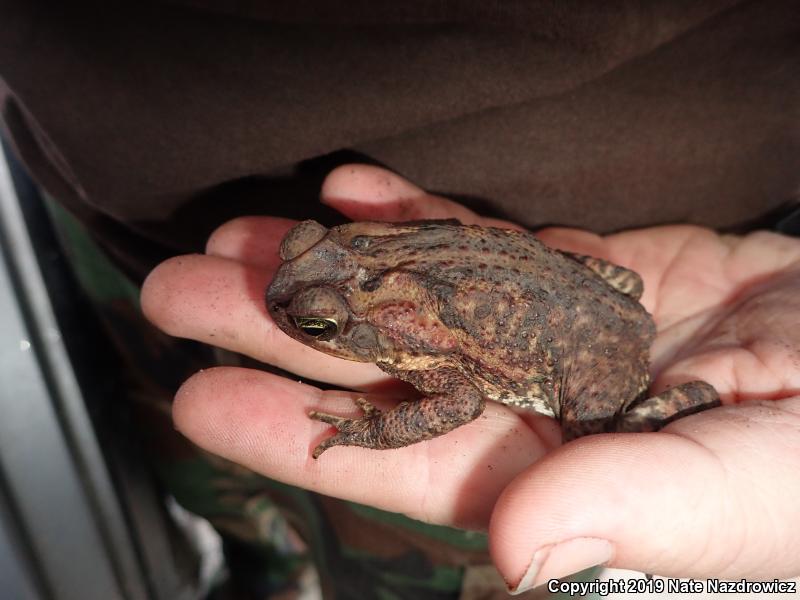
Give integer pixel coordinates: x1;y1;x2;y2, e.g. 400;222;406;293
286;287;348;340
351;236;370;250
293;317;339;341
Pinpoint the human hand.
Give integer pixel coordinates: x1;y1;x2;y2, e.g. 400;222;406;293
141;165;800;592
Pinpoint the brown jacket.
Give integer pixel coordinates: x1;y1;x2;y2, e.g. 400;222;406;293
1;0;798;280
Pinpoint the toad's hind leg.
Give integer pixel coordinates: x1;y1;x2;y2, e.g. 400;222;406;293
309;373;485;458
615;381;720;433
561;252;644;300
560;380;719;441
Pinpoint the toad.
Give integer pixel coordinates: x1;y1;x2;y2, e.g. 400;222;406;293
267;220;719;458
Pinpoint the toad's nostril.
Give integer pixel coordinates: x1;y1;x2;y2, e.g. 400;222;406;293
266;265;297;305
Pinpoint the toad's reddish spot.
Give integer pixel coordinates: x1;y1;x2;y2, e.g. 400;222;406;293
372;302;458;352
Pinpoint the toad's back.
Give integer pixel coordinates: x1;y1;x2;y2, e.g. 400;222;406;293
388;224;655;420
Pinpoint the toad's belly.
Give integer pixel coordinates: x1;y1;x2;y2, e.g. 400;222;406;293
473;373;557;417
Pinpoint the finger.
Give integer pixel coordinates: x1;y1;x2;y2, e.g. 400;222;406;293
534;227;609;257
598;226;737;325
205;216;296;267
489;399;800;593
653;330;800;403
173;366;549;529
141;253;385;388
320;164;522;229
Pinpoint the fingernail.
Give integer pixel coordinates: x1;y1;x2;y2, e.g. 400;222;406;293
509;537;614;595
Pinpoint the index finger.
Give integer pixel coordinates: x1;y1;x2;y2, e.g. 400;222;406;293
173;366;550;530
141;252;387;389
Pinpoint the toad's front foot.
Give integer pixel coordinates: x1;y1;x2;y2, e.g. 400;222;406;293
309;397;383;458
308;383;485;458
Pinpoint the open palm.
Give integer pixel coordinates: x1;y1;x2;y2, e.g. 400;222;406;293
142;165;800;591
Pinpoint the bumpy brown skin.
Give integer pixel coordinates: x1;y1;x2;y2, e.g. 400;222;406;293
267;220;719;458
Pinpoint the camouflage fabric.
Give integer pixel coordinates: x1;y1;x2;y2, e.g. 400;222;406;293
47;199;593;600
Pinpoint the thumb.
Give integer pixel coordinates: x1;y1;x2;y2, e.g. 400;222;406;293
320;164;521;229
489;399;800;593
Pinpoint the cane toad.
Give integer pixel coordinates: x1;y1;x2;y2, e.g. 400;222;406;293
267;219;718;458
